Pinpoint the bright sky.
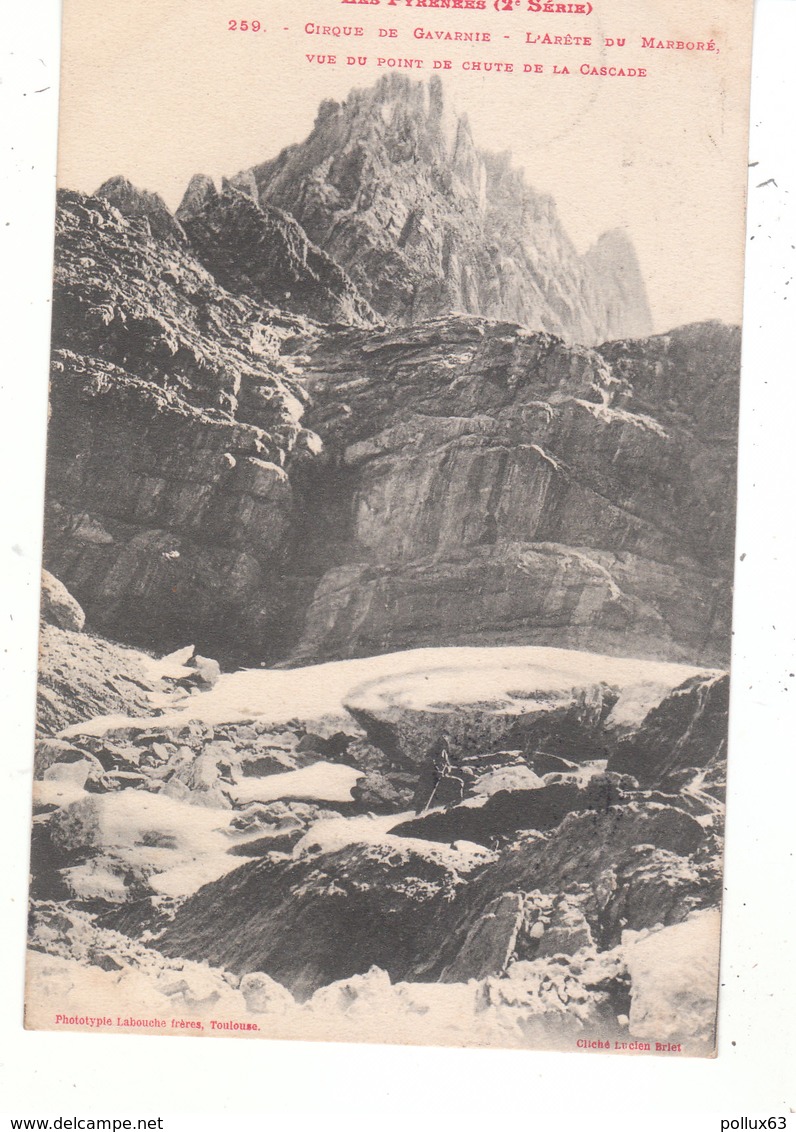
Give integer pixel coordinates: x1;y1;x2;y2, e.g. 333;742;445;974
56;0;753;334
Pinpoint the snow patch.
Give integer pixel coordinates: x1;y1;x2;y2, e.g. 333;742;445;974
60;646;718;742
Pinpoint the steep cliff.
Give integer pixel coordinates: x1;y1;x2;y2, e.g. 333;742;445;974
44;190;320;655
42;187;736;666
284;318;737;666
238;75;653;344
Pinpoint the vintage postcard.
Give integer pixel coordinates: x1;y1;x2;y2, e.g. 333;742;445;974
26;0;753;1055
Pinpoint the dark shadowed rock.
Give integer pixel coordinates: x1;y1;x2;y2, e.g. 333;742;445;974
440;893;525;982
157;839;480;999
393;776;626;847
177;183;377;328
608;673;729;790
351;769;417;814
413;802;718;980
153;798;716;997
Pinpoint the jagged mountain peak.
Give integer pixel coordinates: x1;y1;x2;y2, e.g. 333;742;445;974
241;74;475;220
238;75;652;344
95;175;185;243
584;228;654;341
590;226;637;252
318;73;454;131
175;173;219;223
96;174;166;209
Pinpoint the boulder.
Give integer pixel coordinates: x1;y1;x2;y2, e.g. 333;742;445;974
238;751;296;778
40;570;85;632
341;649;712;770
534;901;595;959
192;655;221;688
43;757;103;789
350;769;416;814
440;893;525;982
34;738;92;779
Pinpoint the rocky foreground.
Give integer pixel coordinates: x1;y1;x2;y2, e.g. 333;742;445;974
28;601;726;1053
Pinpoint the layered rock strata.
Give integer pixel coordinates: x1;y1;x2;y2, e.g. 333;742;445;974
44;190;317;656
43;190;738;664
286;318;737;666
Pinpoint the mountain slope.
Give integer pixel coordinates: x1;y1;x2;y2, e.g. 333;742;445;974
236;74;653;344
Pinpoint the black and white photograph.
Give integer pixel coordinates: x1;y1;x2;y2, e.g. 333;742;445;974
17;0;762;1061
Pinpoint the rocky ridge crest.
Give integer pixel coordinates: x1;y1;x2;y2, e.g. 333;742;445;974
234;75;653;344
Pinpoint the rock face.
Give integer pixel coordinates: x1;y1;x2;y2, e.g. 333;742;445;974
176;178;377;328
240;75;653;344
45;348;294;655
285;317;737;666
391;777;627;846
51;189;309;433
43;190;317;657
608;673;730;793
39;82;738;668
